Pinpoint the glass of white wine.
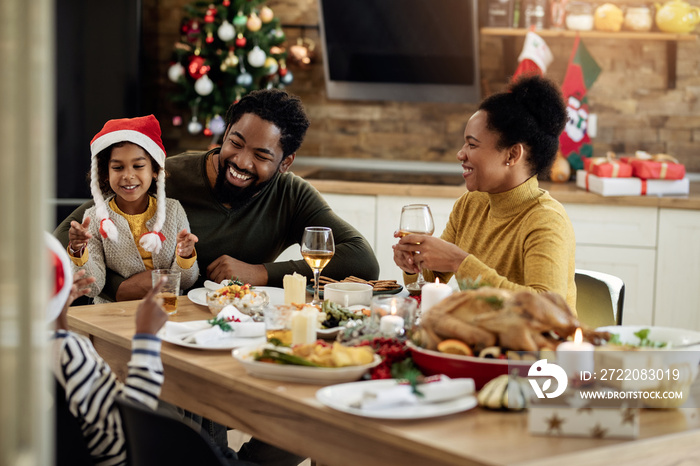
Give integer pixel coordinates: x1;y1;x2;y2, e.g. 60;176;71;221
301;226;335;305
398;204;435;293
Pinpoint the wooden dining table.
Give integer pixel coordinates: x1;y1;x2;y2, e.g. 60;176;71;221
67;296;700;466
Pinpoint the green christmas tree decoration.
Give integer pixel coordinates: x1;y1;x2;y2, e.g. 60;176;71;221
168;0;290;138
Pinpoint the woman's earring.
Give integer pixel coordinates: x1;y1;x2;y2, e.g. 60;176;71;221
506;162;510;166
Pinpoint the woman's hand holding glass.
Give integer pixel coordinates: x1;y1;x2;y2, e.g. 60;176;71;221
396;204;434;292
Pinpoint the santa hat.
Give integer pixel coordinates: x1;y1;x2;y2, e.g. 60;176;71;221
89;114;168;254
45;232;73;323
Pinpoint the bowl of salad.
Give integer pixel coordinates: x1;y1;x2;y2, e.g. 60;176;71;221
596;325;700;408
206;282;268;317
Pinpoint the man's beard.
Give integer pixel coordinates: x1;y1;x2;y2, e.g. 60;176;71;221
213;160;277;207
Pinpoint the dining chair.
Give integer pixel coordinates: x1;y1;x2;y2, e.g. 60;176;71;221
574;268;625;328
54;379;95;466
115;397;232;466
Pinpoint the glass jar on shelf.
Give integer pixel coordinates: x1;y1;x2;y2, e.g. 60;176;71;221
565;1;594;31
624;5;653;32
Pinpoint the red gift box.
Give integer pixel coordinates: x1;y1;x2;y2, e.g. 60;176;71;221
620;152;686;180
583;156;632;178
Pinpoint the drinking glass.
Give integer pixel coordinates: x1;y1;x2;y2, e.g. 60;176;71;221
151;269;181;315
398;204;435;293
301;226;335;305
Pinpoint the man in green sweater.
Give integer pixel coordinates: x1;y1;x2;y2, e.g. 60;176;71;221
55;89;379;302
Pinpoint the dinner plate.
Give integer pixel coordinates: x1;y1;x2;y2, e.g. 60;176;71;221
232;345;382;385
316;379;478;419
159;321;266;350
187;286;286;307
308;285;403;299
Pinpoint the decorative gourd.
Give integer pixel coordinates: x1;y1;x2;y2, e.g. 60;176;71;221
550;151;571;183
477;374;529;411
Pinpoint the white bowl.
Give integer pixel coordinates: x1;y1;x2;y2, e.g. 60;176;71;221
596;325;700;408
323;282;373;307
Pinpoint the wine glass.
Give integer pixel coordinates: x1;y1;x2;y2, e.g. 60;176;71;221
301;226;335;305
398;204;435;293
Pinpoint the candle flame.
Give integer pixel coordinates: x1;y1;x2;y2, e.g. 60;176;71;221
390;303;397;316
574;328;583;344
434;278;440;284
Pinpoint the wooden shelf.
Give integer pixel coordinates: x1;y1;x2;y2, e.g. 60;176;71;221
481;27;698;41
481;28;698;89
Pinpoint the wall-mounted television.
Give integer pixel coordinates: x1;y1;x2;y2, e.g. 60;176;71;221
318;0;480;103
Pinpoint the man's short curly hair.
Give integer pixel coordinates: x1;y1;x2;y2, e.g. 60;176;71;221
224;89;310;159
478;75;567;177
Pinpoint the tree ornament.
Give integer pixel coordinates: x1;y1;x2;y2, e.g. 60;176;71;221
167;62;185;82
260;6;274;23
223;0;230;6
235;33;247;48
187;56;209;79
217;19;235;41
194;74;214;96
224;48;239;67
187;20;201;42
269;28;285;41
209;114;226;135
187;117;203;134
172;115;183;127
233;11;247;28
264;57;278;75
247;45;266;67
205;31;214;44
236;62;253;88
280;69;294;85
203;128;213;137
246;12;262;32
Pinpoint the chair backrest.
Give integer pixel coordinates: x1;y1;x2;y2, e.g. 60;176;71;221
115;397;230;466
574;269;625;328
54;379;95;466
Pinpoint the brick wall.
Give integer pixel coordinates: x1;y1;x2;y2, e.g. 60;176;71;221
144;0;700;171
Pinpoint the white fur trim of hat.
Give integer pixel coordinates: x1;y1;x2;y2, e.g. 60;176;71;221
45;232;73;323
89;114;167;254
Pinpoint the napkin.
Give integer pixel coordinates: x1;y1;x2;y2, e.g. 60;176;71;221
217;305;265;338
164;321;211;340
350;376;475;411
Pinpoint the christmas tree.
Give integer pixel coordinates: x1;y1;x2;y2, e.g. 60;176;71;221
167;0;291;140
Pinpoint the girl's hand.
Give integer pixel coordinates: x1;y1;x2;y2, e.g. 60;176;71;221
176;229;198;258
68;217;92;256
134;277;168;335
56;270;96;330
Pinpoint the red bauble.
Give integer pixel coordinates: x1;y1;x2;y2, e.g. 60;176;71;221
203;128;213;137
205;32;214;44
223;0;230;5
204;14;215;23
279;67;288;77
235;34;247;48
188;56;210;79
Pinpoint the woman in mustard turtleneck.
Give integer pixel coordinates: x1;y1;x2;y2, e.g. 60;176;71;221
393;75;576;310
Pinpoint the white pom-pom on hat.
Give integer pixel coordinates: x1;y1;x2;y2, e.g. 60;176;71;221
89;115;168;252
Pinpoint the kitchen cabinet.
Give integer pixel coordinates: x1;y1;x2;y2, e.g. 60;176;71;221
480;27;697;89
654;208;700;329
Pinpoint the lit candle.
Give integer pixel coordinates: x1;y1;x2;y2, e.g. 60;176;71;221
380;304;404;335
420;279;453;313
556;328;595;379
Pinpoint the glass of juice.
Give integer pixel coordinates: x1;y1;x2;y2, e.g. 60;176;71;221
151;269;181;315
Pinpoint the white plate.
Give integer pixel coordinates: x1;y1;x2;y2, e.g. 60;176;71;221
316;305;368;339
316;379;478;419
187;286;286;307
159;321;265;350
232;345;382;385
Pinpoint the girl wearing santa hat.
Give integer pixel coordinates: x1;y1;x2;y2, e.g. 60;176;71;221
67;115;199;303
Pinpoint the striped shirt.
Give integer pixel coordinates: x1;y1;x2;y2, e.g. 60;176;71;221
52;330;164;466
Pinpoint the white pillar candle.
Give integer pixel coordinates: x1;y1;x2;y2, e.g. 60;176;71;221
380;314;405;335
421;280;453;313
556;328;595;379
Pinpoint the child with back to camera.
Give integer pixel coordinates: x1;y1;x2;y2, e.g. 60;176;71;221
67;115;199;302
47;232;168;466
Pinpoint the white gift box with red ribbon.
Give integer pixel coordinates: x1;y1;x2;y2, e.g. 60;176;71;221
576;170;689;197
